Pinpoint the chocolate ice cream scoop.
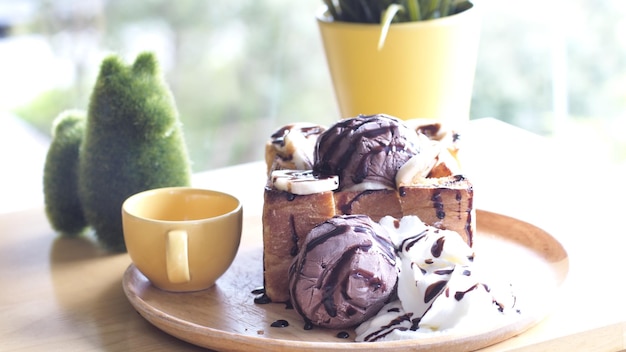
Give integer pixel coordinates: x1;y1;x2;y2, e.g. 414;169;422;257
313;114;421;191
288;214;398;329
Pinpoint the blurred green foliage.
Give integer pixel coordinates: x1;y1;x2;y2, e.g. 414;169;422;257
14;87;86;135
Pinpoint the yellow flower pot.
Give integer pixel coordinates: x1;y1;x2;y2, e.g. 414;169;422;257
317;3;481;124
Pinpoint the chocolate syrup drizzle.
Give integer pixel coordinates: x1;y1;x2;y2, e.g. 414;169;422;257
289;214;299;256
270;319;289;328
338;190;375;215
253;291;271;305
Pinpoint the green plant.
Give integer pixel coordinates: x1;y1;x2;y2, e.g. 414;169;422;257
322;0;472;48
323;0;470;22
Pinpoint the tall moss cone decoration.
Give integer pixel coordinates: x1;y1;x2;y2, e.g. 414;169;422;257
78;52;192;251
44;110;88;236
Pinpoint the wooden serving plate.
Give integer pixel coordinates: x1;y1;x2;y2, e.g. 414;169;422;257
122;210;569;352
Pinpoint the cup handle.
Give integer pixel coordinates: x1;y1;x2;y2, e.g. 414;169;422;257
166;229;190;283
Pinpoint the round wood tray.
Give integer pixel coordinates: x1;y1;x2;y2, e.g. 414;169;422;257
122;210;569;351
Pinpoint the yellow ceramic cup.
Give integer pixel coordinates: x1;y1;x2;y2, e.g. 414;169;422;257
122;187;243;292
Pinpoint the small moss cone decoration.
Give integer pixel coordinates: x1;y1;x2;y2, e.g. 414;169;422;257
43;110;88;236
78;52;192;252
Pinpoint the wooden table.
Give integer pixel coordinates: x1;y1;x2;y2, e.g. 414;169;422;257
1;118;624;351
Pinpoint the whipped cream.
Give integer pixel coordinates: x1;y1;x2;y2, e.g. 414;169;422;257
355;216;520;342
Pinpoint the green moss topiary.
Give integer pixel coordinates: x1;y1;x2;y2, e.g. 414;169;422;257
43;110;88;236
43;52;192;251
76;52;192;252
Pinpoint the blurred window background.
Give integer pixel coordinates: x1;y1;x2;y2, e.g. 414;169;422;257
1;0;625;211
